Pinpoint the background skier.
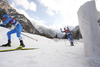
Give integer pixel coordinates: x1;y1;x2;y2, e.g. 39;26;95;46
0;14;25;48
60;27;74;46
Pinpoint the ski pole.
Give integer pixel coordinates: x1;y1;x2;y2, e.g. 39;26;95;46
21;33;38;41
73;39;78;44
0;26;38;41
64;39;66;46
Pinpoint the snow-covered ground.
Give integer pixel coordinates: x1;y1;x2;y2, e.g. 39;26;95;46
0;27;93;67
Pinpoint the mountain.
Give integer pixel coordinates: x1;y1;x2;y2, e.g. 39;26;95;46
0;0;38;33
71;25;82;39
0;0;58;38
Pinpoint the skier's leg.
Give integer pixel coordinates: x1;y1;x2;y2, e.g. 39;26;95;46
7;29;16;40
16;32;25;47
16;24;25;47
67;34;74;46
2;29;16;46
69;34;74;42
69;34;74;46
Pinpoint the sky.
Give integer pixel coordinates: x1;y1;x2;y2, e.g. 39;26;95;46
7;0;100;29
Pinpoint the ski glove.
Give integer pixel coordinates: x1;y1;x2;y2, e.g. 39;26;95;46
60;28;62;31
0;24;6;27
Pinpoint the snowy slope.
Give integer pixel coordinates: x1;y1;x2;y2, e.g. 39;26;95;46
0;27;92;67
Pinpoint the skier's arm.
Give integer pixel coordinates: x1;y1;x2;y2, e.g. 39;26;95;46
1;17;11;25
60;28;65;33
61;31;65;33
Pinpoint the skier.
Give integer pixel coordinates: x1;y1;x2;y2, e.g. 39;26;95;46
0;14;25;48
60;27;74;46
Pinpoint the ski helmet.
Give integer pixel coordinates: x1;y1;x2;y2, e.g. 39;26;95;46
2;14;9;18
64;28;66;29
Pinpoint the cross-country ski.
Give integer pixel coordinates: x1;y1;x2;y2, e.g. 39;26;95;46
0;47;38;52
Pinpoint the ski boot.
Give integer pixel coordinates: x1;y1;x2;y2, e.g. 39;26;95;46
17;40;25;49
2;40;11;47
70;42;74;46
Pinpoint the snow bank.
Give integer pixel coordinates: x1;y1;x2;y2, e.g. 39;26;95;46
77;1;100;67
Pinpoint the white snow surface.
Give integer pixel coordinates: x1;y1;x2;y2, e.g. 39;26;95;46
0;27;92;67
77;1;100;67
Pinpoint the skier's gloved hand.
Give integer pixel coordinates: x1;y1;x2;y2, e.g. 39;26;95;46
0;24;3;26
0;24;6;27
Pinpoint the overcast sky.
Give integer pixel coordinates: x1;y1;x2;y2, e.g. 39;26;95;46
8;0;100;29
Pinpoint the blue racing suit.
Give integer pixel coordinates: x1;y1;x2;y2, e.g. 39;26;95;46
1;17;23;40
61;29;73;42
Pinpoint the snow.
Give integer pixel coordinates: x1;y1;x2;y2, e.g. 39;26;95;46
77;1;100;67
0;27;92;67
